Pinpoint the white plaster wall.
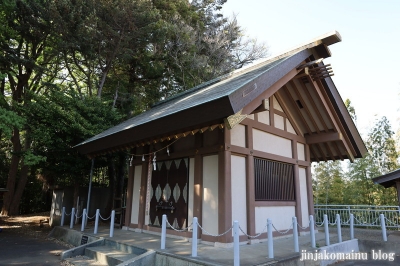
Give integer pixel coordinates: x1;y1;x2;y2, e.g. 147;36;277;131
231;155;247;235
131;165;142;224
253;129;292;158
188;158;195;226
202;155;219;235
273;95;283;112
297;143;305;161
247;114;254;120
299;167;309;227
287;120;296;135
274;114;285;130
258;111;270;125
255;206;295;232
231;124;246;147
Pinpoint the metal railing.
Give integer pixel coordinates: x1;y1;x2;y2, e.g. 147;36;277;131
314;205;400;228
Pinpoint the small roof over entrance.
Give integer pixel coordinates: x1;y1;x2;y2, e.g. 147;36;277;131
75;31;367;162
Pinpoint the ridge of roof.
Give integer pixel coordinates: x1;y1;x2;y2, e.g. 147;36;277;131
151;30;341;108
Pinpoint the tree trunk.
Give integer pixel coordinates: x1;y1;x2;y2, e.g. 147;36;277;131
1;128;22;216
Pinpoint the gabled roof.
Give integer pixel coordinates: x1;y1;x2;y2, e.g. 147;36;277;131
75;31;367;161
373;169;400;188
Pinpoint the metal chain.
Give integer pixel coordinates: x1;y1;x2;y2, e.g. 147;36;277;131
297;222;309;230
328;217;337;226
165;219;193;232
271;222;292;235
99;213;111;221
75;212;83;219
384;217;398;226
315;220;325;227
64;210;72;216
353;216;379;226
197;222;233;237
87;213;96;220
238;221;268;239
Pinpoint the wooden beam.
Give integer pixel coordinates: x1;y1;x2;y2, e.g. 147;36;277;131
274;91;303;136
297;58;324;70
282;85;312;134
305;132;342;144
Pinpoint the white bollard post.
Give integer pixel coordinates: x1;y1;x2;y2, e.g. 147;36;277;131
94;209;100;234
350;214;354;240
192;217;198;257
324;214;330;246
81;208;86;232
60;207;65;226
336;214;342;243
380;214;387;242
161;214;167;249
233;220;239;266
293;217;299;252
70;208;75;229
110;210;115;237
267;218;274;259
309;215;316;248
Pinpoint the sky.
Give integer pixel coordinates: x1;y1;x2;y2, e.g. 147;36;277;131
222;0;400;138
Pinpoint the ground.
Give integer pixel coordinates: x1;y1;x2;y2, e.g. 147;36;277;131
0;211;73;248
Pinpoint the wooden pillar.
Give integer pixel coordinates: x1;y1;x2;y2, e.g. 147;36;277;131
246;124;256;237
292;140;302;227
396;181;400;205
124;163;134;227
305;144;314;217
218;127;232;243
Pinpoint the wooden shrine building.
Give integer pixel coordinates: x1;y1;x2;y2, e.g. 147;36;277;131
373;170;400;205
76;31;367;244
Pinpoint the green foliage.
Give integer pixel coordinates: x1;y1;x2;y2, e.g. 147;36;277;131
0;107;25;138
313;115;399;206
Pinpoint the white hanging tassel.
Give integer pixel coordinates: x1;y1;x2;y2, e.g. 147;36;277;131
129;156;134;166
167;146;170;156
153;152;157;170
142;154;145;161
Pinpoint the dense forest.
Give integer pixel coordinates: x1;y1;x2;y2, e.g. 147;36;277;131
0;0;268;215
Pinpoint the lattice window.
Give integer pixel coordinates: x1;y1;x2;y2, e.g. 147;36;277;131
254;158;295;201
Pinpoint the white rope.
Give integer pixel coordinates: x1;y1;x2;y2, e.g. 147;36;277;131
197;222;233;237
165;219;193;232
271;222;293;235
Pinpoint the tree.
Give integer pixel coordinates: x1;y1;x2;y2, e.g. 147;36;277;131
313;160;345;205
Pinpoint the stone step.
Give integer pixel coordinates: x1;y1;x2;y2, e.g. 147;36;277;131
85;245;138;266
63;255;108;266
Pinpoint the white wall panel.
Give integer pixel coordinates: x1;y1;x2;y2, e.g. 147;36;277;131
297;143;305;161
130;165;142;224
299;167;309;227
231;155;247;235
255;206;295;231
188;158;195;225
253;129;292;158
202;155;219;235
231;124;246;147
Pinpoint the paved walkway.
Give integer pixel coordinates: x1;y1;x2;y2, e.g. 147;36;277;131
70;225;380;266
58;224;400;265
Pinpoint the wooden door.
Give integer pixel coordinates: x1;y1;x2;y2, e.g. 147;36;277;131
149;158;189;229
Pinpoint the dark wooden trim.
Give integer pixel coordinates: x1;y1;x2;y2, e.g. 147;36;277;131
254;201;296;207
137;161;148;229
274;92;303;136
218;147;232;243
305;132;342;144
242;118;306;143
252;150;296;165
245;122;255;237
124;164;134;226
305;145;314;217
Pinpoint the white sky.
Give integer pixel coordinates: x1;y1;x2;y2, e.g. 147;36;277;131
223;0;400;138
